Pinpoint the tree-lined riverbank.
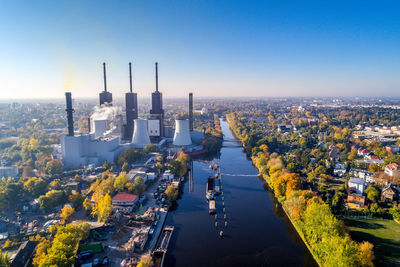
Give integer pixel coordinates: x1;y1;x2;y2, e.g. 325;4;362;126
226;113;375;267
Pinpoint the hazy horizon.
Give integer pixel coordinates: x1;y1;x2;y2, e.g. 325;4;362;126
1;1;400;99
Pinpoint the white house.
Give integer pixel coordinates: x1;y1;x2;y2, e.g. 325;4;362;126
348;178;366;195
384;163;399;177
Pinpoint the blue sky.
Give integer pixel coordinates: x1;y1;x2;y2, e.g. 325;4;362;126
1;0;400;98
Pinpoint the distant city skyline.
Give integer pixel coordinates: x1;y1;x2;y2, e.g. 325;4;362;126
1;0;400;99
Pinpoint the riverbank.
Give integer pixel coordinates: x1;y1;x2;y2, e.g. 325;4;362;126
226;113;374;267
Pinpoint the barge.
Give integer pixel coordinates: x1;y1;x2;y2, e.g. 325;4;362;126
209;199;216;214
153;226;174;267
206;177;215;200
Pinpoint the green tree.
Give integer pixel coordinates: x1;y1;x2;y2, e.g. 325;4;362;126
365;186;380;203
133;177;146;196
45;159;64;176
168;160;183;177
121;162;130;172
165;185;179;204
117;148;142;166
143;144;158;153
23;177;48;198
38;190;66;210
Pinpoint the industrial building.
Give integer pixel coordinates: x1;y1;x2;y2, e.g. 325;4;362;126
61;62;198;167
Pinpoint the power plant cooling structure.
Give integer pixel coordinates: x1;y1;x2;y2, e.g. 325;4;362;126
65;92;74;136
173;119;192;146
131;119;151;148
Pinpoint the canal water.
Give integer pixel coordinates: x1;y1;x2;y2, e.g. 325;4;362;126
164;120;316;267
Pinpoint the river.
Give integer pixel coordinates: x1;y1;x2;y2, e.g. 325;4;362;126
164;119;317;267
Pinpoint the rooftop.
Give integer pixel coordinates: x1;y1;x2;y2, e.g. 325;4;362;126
112;192;138;202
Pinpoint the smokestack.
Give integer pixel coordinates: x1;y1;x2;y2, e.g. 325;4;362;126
189;93;193;131
87;117;91;133
129;62;133;93
103;62;107;92
125;62;138;140
99;62;112;105
65;92;74;136
155;62;158;92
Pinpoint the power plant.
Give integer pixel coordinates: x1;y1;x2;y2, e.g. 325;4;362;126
61;62;200;167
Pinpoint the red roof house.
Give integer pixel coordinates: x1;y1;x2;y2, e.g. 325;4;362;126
112;193;138;206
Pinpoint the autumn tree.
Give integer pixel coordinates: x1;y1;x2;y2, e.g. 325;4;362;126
83;197;92;212
32;237;51;266
137;252;154;267
92;193;112;222
114;172;128;191
60;204;75;222
357;241;374;267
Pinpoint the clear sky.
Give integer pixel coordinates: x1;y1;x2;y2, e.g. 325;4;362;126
1;0;400;99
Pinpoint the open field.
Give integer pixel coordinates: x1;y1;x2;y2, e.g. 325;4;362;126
343;218;400;266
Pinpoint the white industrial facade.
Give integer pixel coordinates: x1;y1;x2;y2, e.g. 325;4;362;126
61;133;127;166
148;119;160;137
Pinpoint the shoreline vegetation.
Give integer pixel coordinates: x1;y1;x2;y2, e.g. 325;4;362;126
226;113;375;267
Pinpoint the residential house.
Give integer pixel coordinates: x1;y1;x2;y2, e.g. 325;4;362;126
381;183;399;202
329;146;341;162
349;169;374;183
357;148;370;157
348;178;366;195
384;163;399;177
333;163;347;177
112;193;138;212
346;194;368;209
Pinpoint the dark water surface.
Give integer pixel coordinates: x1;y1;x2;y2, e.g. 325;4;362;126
164;120;316;267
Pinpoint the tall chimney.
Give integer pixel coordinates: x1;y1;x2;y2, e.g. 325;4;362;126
87;117;91;133
125;62;138;140
189;92;193;131
129;62;133;93
103;62;107;92
65;92;74;136
155;62;158;92
99;62;112;105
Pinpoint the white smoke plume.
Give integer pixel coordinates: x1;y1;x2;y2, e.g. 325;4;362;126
90;105;122;137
